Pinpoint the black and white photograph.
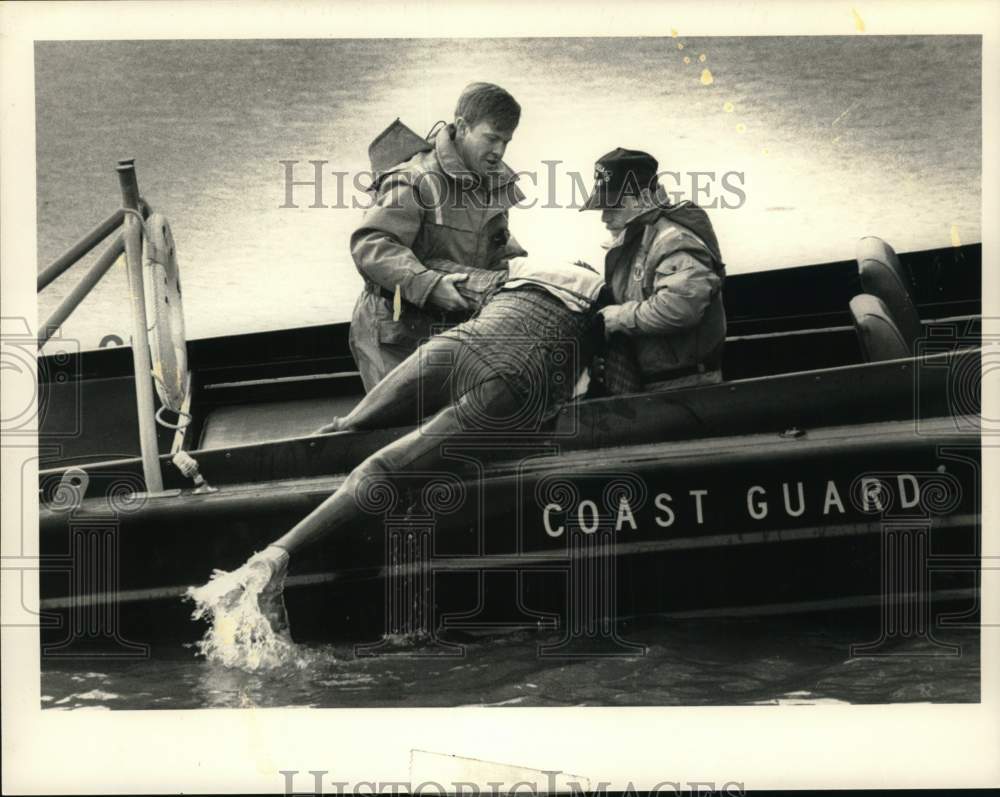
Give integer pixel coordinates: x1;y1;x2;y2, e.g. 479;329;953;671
2;1;998;794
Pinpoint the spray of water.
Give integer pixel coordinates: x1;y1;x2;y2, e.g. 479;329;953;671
186;559;301;672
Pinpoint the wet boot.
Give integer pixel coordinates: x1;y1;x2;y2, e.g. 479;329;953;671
190;545;291;633
252;546;291;635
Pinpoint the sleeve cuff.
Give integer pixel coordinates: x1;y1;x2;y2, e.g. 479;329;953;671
405;269;444;309
602;302;640;335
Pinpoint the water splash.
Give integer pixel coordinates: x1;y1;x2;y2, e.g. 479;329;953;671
186;562;303;672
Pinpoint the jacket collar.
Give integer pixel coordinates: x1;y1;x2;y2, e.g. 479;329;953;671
599;185;673;250
434;124;519;190
601;211;651;251
622;185;677;227
600;187;724;259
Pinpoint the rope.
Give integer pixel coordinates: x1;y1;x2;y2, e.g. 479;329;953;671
155;404;193;431
120;206;150;239
425;119;447;141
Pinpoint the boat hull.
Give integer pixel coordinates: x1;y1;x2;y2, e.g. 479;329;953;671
38;414;980;652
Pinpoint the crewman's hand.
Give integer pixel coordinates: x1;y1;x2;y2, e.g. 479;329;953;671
428;273;471;313
597;307;614;338
598;305;628;337
591;355;607;383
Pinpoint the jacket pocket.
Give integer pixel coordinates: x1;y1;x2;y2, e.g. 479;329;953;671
377;317;418;346
376;299;437;347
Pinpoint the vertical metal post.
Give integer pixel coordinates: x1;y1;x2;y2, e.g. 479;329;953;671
116;159;163;493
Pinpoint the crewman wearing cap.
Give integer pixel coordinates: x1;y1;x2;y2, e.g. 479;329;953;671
580;148;726;393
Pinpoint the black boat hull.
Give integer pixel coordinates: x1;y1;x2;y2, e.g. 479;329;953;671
38;412;980;652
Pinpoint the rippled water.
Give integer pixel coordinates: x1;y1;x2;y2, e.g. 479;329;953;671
35;37;981;353
40;619;979;709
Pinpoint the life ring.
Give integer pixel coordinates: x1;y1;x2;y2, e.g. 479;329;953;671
142;213;189;411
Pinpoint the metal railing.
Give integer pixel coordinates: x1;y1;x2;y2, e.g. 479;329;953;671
37;159;165;493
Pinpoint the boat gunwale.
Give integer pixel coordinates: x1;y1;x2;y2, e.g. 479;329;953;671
39;413;980;523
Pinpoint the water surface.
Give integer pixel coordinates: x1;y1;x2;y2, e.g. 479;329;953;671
35;37;981;352
41;619;979;709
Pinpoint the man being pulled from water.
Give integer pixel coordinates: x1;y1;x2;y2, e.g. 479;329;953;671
580;148;727;395
349;82;527;392
196;259;607;630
